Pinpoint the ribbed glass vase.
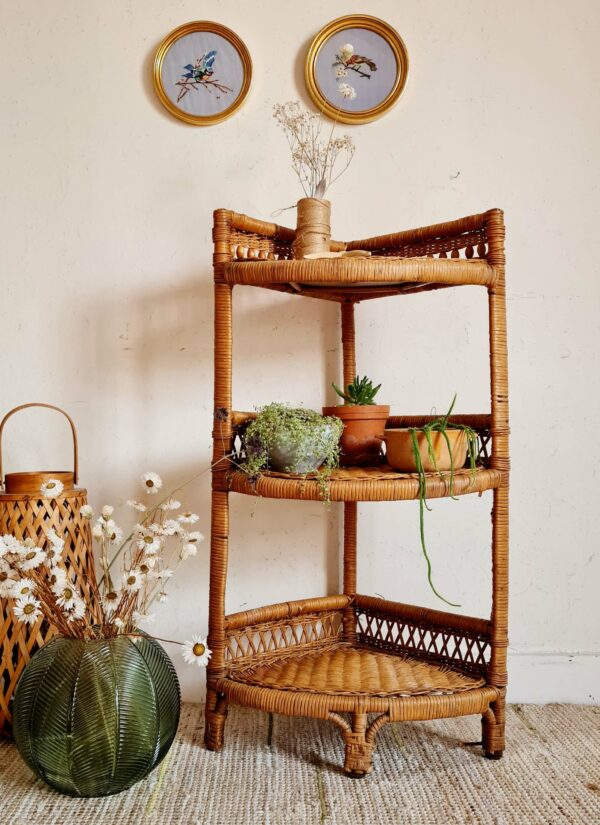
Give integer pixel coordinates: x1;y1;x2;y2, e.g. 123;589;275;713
13;633;180;797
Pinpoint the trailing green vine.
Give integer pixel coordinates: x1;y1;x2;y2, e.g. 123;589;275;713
409;395;479;607
240;403;344;500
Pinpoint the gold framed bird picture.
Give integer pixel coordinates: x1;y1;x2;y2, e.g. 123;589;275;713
305;15;409;125
153;21;252;126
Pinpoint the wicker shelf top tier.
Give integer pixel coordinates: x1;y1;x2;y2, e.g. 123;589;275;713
227;465;503;503
221;257;495;300
214;208;504;302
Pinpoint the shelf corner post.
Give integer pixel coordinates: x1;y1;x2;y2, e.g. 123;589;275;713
485;208;509;757
341;300;358;639
206;209;234;751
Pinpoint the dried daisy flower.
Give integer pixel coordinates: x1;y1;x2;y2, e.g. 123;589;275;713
13;594;42;626
122;570;144;593
136;533;162;555
180;543;198;560
181;636;212;667
65;597;86;622
178;511;199;525
127;499;147;513
162;519;182;536
104;522;123;545
101;590;120;615
17;544;46;571
11;577;37;599
0;571;16;598
40;478;64;498
48;567;68;590
79;504;94;520
54;582;79;610
142;472;163;494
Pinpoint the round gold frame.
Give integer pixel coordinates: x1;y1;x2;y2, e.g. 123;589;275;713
305;15;409;125
153;21;252;126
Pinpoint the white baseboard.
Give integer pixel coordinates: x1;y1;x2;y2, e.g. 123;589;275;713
178;653;600;706
507;652;600;704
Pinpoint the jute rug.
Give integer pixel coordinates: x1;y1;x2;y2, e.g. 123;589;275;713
1;703;599;824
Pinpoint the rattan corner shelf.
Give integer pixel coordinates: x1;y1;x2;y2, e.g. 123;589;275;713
205;208;509;776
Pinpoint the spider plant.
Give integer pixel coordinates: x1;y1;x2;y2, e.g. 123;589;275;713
409;395;479;607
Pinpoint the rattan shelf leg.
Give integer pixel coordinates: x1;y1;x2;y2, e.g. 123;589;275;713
341;301;358;642
342;502;358;642
204;689;228;751
330;708;389;777
482;697;505;759
343;714;374;777
206;268;234;754
486;210;509;761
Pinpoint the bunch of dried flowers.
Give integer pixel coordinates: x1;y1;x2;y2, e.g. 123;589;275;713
272;101;355;199
0;472;211;668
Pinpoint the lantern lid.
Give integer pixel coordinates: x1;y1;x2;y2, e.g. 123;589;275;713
3;471;75;495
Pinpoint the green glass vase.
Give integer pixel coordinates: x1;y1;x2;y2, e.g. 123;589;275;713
12;633;180;797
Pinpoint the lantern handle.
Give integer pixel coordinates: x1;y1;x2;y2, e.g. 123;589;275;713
0;403;79;487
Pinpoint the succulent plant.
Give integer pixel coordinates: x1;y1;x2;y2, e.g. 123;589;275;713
332;375;382;406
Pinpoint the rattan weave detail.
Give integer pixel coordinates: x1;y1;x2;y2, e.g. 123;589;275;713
228;642;484;697
221;256;496;290
227;465;503;502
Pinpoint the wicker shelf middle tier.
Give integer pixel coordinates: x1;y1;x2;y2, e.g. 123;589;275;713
226;464;503;502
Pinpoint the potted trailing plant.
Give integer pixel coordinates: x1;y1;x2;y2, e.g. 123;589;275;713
241;403;344;495
1;472;210;797
383;396;479;606
323;376;390;466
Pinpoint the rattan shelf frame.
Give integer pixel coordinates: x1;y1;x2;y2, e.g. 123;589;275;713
205;207;509;776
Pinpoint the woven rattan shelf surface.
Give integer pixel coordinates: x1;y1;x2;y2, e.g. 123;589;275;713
227;642;484;698
227;464;503;502
219;256;496;298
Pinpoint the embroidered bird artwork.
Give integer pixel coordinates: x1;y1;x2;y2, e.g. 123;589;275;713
333;43;378;81
183;50;217;82
175;50;233;102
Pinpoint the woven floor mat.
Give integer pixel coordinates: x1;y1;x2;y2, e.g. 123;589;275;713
1;703;599;824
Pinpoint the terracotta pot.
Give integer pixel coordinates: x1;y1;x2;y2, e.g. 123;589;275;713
384;428;467;472
322;405;390;466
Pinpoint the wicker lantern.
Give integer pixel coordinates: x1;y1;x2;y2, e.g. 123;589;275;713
0;403;96;737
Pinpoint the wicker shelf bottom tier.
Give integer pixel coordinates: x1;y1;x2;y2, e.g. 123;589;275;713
212;642;500;726
227;642;484;697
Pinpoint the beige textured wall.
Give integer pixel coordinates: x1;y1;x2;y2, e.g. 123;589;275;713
1;0;598;703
